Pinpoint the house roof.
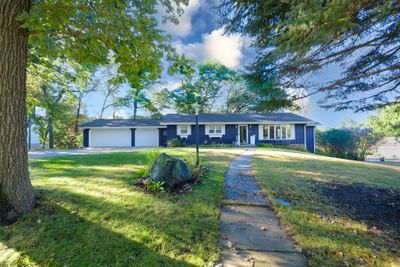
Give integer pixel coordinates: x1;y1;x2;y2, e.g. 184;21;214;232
79;119;162;128
161;113;315;124
79;113;317;128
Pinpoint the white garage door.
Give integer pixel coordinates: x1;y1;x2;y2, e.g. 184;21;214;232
135;128;159;147
90;129;131;147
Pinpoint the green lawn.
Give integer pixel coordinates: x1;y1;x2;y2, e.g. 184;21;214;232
0;148;242;267
252;148;400;267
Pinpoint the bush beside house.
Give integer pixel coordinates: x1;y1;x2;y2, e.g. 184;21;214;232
316;128;383;160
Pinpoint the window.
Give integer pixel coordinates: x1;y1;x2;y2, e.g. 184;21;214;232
263;126;269;140
281;125;286;139
276;125;281;139
180;125;188;134
206;125;225;136
269;126;275;139
259;125;294;140
177;125;191;137
286;126;292;139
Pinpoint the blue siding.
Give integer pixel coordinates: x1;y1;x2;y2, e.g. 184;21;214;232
164;123;310;148
220;124;237;144
83;129;89;147
296;124;305;144
186;125;207;144
130;128;135;147
306;126;315;153
167;125;178;140
158;128;167;147
166;124;237;145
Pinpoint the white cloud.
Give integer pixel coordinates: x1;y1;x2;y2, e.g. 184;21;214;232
175;28;246;69
202;28;243;68
160;0;201;37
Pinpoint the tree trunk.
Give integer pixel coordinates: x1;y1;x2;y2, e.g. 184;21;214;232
100;91;110;119
48;116;54;149
0;0;35;224
75;96;82;135
133;90;139;119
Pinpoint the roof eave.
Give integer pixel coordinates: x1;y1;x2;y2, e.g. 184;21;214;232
160;121;316;125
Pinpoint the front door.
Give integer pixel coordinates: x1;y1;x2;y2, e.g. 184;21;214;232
239;125;248;144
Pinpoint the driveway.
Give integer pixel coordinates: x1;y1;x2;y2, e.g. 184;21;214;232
28;147;150;158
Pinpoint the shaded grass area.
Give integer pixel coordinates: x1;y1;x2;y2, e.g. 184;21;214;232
252;148;400;267
0;148;242;266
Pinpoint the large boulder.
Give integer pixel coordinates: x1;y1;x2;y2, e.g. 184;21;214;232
150;153;192;187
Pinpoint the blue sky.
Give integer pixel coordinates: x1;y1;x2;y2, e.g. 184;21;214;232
85;0;374;128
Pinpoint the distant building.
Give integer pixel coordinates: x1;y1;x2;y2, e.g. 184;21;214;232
27;123;41;149
369;137;400;161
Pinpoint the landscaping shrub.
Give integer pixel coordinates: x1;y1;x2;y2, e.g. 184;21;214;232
257;143;306;152
143;179;165;192
256;143;274;148
199;143;232;148
167;138;183;147
316;128;382;160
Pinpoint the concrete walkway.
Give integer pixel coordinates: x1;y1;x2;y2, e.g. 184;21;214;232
220;150;306;267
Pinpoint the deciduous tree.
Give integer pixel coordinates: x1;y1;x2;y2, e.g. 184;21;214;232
369;104;400;137
0;0;186;223
166;55;236;113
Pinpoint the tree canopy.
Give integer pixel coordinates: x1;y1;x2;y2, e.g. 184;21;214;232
219;0;400;112
369;104;400;137
0;0;188;223
165;55;237;113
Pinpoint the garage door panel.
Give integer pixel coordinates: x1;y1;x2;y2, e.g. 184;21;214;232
90;129;131;147
135;129;159;147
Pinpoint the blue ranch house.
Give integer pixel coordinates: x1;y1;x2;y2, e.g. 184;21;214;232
79;113;318;153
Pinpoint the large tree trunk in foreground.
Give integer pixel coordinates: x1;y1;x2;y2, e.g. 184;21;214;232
0;0;35;224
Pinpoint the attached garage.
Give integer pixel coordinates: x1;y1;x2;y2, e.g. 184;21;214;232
90;128;131;147
135;128;159;147
79;119;165;148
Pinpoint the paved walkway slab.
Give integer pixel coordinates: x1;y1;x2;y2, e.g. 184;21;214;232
221;249;306;267
220;150;306;267
224;151;270;206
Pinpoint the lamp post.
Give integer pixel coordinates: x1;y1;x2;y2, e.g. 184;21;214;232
195;105;200;167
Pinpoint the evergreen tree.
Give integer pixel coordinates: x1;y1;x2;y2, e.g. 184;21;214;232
219;0;400;112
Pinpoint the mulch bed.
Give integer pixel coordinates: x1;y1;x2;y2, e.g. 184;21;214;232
320;182;400;231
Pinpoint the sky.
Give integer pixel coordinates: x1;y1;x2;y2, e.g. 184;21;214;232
84;0;375;128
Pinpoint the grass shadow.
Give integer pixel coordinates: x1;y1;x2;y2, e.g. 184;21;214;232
0;196;196;266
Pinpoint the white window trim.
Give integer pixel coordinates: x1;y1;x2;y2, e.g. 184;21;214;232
258;124;295;140
177;125;191;138
205;124;225;137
